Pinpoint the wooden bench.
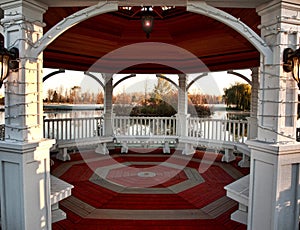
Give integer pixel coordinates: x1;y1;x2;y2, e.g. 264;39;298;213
235;143;251;167
224;175;249;225
114;135;178;154
50;175;74;223
55;136;114;161
178;137;250;166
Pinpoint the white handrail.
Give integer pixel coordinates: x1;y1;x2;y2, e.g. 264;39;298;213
43;117;103;140
187;117;248;143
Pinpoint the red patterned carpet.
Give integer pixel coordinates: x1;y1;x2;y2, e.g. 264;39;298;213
51;148;249;230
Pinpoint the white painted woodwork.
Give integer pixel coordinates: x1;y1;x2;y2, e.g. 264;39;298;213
187;1;273;64
103;74;114;137
0;139;55;230
50;176;73;223
225;175;249;225
177;74;189;137
0;0;47;142
0;0;299;229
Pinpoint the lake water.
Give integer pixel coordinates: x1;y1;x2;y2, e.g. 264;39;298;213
0;104;249;124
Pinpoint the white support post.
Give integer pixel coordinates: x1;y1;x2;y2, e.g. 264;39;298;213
99;73;114;153
241;67;259;167
221;148;236;162
182;143;195;155
247;1;300;229
163;141;171;154
56;148;71;161
0;1;56;229
238;154;250;168
120;141;129;154
247;67;259;140
95;143;109;155
177;74;194;154
103;74;114;137
176;74;188;137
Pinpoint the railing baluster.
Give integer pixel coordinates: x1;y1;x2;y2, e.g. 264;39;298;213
223;120;227;141
243;122;245;143
43;119;46;138
85;118;87;138
60;119;63;140
207;119;210;139
215;120;219;140
233;122;236;142
57;120;60;140
81;118;84;139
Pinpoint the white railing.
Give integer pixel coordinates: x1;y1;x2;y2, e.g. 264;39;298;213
42;116;247;144
43;117;103;141
188;117;248;143
114;116;177;136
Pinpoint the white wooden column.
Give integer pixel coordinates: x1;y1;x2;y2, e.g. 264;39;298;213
103;74;114;136
0;1;55;229
177;74;194;154
250;67;259;128
95;73;113;154
247;1;300;229
240;68;259;167
176;74;188;136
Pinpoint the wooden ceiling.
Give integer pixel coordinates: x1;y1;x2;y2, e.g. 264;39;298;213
43;6;261;74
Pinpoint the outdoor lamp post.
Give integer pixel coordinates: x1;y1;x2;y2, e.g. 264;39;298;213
141;7;154;39
283;47;300;89
0;44;19;88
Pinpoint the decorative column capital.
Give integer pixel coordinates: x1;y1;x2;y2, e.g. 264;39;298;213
103;73;114;85
0;0;48;22
257;0;300;15
250;67;259;77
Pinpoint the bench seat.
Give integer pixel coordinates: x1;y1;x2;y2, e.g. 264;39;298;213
55;136;114;161
224;175;249;225
50;175;74;223
114;135;178;154
179;137;250;165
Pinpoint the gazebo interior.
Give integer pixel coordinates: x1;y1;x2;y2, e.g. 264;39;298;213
2;0;300;229
42;5;258;230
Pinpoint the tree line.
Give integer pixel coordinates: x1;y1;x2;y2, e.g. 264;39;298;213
3;80;252;115
44;80;223;106
44;86;104;104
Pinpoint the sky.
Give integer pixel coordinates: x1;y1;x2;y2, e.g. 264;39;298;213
42;68;252;99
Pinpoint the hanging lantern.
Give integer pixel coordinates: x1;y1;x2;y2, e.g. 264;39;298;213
0;43;19;88
141;7;154;39
283;47;300;89
0;44;11;88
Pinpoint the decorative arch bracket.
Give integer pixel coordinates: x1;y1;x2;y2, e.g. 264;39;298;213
227;70;252;85
156;74;179;89
84;71;105;90
186;73;208;91
113;74;136;89
187;1;273;65
28;2;118;59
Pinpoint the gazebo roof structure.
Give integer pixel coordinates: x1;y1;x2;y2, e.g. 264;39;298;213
42;2;262;74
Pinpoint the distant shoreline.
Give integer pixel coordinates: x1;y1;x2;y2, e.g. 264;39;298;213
44;103;104;111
